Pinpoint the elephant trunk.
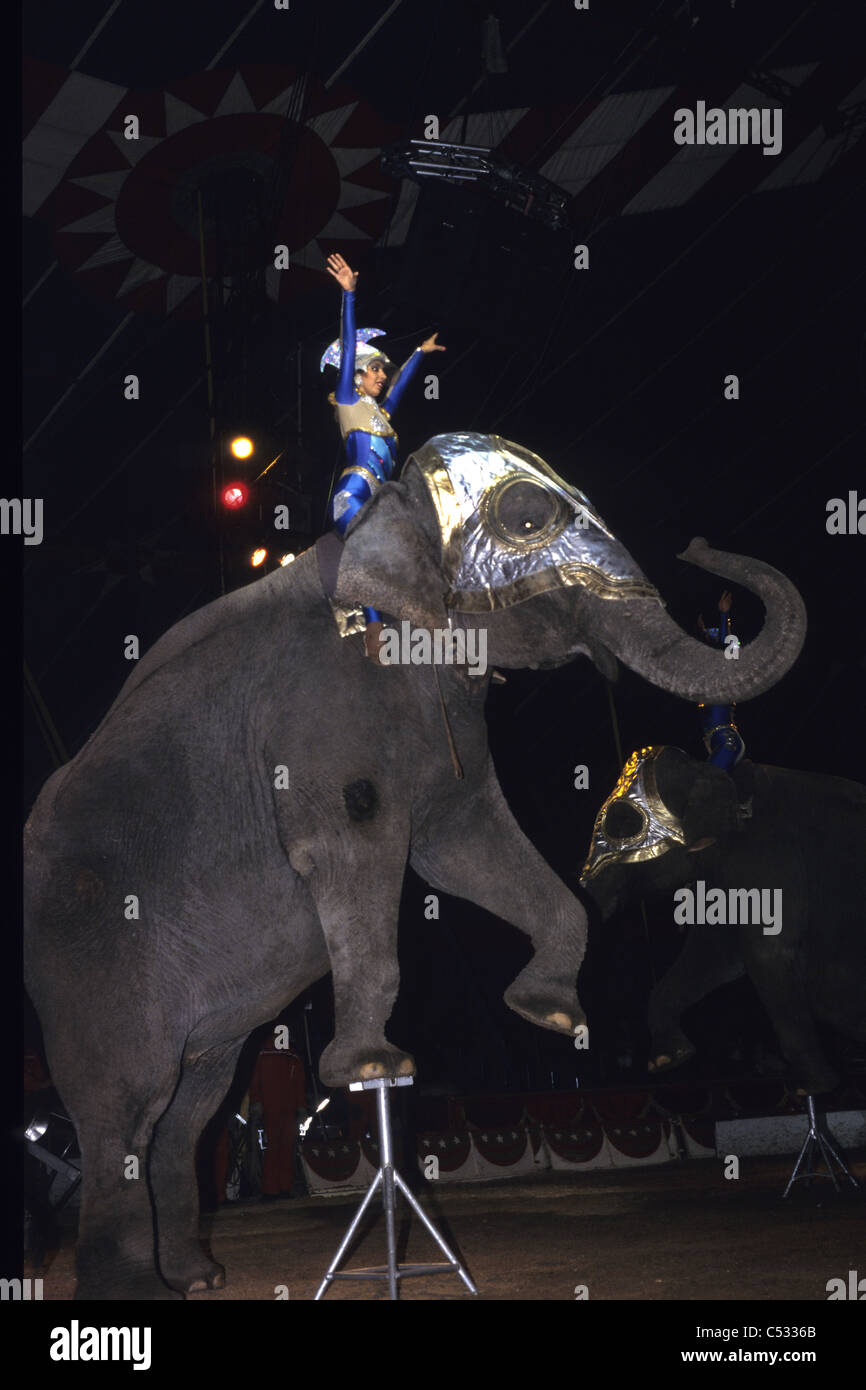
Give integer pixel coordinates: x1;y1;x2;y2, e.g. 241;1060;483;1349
591;537;806;703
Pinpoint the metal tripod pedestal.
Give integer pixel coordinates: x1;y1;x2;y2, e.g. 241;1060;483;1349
314;1077;478;1300
783;1095;862;1198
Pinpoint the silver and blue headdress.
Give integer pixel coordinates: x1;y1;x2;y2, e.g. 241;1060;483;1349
319;328;393;374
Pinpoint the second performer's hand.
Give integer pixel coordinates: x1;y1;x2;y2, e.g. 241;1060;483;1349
326;253;358;292
419;332;446;354
718;590;733;613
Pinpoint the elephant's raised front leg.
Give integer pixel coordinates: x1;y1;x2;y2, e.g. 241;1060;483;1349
410;762;587;1037
277;788;414;1087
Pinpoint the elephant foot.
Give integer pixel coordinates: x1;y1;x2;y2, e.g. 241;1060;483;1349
648;1032;696;1073
791;1064;840;1097
76;1273;184;1301
162;1253;226;1294
503;980;586;1038
319;1038;416;1089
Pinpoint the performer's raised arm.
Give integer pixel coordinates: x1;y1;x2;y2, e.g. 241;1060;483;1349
326;254;359;405
381;333;445;415
697;590;733;648
696;590;745;774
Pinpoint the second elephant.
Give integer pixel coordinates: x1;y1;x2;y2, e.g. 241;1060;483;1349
580;746;866;1093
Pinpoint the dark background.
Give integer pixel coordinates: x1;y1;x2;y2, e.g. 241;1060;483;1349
21;0;866;1095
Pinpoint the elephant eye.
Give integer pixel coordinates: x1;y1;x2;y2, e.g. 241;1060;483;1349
484;477;568;548
603;800;647;845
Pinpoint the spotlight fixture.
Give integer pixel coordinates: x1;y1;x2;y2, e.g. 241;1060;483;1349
381;140;569;230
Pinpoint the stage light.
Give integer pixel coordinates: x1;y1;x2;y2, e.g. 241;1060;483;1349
299;1097;330;1139
250;547;268;567
279;553;295;566
230;436;254;459
221;482;248;509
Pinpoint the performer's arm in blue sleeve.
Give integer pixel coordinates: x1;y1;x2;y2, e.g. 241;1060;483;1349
719;607;731;644
381;348;424;414
335;291;356;405
704;605;732;649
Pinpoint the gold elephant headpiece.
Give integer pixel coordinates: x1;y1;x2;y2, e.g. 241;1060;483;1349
580;747;685;883
406;433;663;612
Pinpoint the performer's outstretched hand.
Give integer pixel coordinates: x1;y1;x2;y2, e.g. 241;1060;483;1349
327;253;358;292
420;332;446;354
718;590;733;613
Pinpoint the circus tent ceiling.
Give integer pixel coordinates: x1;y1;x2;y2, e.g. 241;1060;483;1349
25;53;864;318
21;0;866;819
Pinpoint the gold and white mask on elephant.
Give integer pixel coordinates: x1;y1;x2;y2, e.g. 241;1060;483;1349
408;433;663;613
580;747;686;883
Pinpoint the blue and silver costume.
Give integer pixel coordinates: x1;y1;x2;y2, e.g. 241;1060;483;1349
698;607;745;770
321;290;424;623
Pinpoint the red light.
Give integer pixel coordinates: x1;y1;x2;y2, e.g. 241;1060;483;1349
221;483;248;509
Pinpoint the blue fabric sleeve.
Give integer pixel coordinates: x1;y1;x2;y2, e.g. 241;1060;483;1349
335;291;356;405
719;607;731;644
705;607;731;649
381;348;424;414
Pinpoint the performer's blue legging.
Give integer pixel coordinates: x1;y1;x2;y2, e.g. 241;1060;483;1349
331;489;381;625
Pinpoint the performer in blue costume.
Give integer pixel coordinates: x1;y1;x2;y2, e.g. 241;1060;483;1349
322;252;445;660
696;589;745;770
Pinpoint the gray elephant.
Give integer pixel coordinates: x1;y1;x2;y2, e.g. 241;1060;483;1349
580;746;866;1094
24;433;806;1299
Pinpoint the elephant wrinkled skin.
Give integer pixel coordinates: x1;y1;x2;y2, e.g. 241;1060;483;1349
23;434;806;1299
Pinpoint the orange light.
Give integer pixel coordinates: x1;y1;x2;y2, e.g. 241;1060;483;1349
230;436;254;459
251;547;268;567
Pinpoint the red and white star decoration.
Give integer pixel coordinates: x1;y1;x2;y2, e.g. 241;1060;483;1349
26;62;405;317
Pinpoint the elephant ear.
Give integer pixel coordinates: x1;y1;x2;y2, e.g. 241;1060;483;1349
655;748;739;848
680;760;740;847
333;479;449;628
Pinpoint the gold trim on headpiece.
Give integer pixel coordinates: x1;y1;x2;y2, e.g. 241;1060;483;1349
423;457;464;556
580;747;685;882
444;563;661;613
